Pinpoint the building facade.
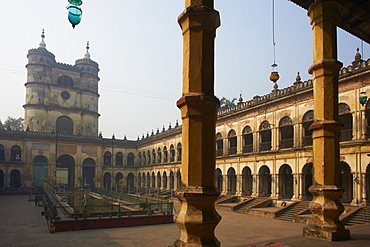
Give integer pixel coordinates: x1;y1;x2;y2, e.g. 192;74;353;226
1;38;370;206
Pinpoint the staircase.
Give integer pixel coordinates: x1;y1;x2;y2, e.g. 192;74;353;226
275;201;310;221
342;207;370;226
234;198;271;214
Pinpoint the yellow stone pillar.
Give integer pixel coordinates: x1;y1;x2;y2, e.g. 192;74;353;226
174;1;221;246
303;0;350;241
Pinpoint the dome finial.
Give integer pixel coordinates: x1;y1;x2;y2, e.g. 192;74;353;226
355;47;361;61
39;29;46;48
84;41;91;59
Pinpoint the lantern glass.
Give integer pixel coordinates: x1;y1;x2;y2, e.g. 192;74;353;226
68;6;82;27
360;96;368;106
68;0;83;6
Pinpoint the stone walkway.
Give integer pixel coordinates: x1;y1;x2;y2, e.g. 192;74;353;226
0;195;370;246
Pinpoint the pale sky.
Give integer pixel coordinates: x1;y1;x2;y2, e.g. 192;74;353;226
0;1;369;140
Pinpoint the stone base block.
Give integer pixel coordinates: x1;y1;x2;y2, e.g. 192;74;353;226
303;227;350;241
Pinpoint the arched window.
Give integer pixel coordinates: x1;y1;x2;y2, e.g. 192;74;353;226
127;173;135;190
127;153;135;166
82;158;96;187
170;145;175;162
138;153;142;166
104;151;111;166
103;172;111;190
169;171;174;190
116;152;123;166
57;75;74;88
340;162;353;202
177;143;182;162
0;144;4;161
177;170;182;188
163;171;167;189
242;166;252;196
227;167;236;194
215;168;222;193
56;116;73;135
157;171;161;188
142;152;146;165
302;162;313;201
259;121;271;151
10;145;21;161
152;149;156;165
151;172;155;188
279;116;294;149
10;169;21;188
242;126;253;153
157;148;162;163
279;164;293;199
228;130;237;155
258;165;271;197
163;146;168;163
147;150;151;165
339;103;353;142
32;155;48;188
302;110;314;146
216;133;223;156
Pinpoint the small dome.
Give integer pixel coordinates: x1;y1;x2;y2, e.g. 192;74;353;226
84;41;91;59
238;93;243;103
39;29;46;48
295;72;301;82
355;47;361;61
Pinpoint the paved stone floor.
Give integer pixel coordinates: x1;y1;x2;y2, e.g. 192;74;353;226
0;195;370;247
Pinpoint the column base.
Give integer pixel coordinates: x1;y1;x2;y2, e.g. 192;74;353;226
303;227;350;241
174;187;221;247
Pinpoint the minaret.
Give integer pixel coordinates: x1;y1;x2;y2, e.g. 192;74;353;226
23;30;56;132
75;41;100;136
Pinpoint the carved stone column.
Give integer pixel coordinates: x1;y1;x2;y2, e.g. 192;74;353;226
298;174;303;200
303;0;350;241
361;107;367;140
274;174;280;199
174;1;221;246
254;174;259;197
236;174;242;196
222;175;228;195
361;173;367;205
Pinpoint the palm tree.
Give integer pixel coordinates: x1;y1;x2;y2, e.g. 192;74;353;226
218;97;237;111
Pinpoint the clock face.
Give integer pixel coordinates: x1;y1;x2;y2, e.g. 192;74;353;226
61;91;70;100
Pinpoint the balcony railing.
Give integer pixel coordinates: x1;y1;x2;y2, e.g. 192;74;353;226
280;138;293;149
242;145;253;153
303;136;312;146
340;129;353;142
260;142;271;151
216;149;223;157
228;147;237;155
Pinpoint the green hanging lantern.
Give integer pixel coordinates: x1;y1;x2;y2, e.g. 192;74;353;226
360;92;368;106
67;5;83;28
68;0;83;6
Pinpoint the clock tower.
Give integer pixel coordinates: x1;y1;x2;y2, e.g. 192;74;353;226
23;31;100;136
